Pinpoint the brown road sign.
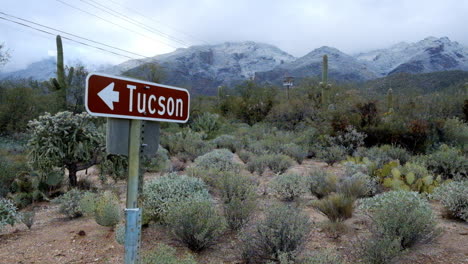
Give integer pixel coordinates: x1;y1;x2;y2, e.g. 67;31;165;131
85;73;190;123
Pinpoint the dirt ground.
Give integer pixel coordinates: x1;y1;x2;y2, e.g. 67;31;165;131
0;159;467;264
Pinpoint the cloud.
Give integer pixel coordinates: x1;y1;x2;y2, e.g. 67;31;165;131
1;0;467;71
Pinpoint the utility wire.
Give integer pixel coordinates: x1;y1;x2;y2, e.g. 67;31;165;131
81;0;190;47
0;11;150;59
55;0;180;49
103;0;209;45
0;16;141;60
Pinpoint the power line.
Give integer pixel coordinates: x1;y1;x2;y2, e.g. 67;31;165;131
55;0;180;49
0;11;150;59
80;0;191;47
0;16;141;60
103;0;209;45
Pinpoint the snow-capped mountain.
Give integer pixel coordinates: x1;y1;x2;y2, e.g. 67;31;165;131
255;46;377;84
354;37;468;76
0;57;56;81
2;37;468;94
107;41;296;94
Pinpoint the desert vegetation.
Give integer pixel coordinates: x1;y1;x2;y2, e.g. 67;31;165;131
0;44;467;264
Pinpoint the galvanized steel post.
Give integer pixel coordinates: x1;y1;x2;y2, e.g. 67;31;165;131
125;119;142;264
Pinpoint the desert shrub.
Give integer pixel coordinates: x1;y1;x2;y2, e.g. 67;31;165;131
192;149;240;172
162;129;214;161
20;211;35;230
270;173;306;201
0;198;17;231
280;143;307;164
316;145;347;165
190;112;221;140
334;126;366;155
268;154;295;174
359;191;438;249
219;172;256;230
53;189;85;218
212;134;240;152
266;99;315;130
431;181;468;221
143;173;210;223
294;127;319;157
94;191;121;227
142;145;170;173
353;234;402;264
241;204;311;263
441;117;468;151
142;243;198;264
301;249;346;264
339;171;376;198
311;193;354;222
238;149;253;163
421;145;468;180
342;161;378;196
247;154;294;175
166;197;226;251
115;222;125;245
306;169;338;199
0;155;28;197
79;191;97;216
356;145;411;167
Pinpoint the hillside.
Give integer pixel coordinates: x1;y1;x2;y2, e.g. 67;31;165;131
362;70;468;94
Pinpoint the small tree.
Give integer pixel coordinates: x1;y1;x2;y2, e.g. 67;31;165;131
28;111;103;187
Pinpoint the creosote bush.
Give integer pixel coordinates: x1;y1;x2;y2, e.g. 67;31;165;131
421;144;467;180
143;173;210;223
359;191;438;249
316;145;347;165
219;172;256;230
166;197;226;252
241;204;311;263
311;193;354;222
142;243;198;264
431;181;468;221
247;153;294;175
94;191;121;227
270;173;306;201
212;134;240;152
307;169;338;199
53;189;85;218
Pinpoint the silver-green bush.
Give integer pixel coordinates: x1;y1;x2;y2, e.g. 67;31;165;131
270;173;306;201
94;191;121;227
421;145;467;180
359;191;438;249
166;197;226;251
0;198;17;231
241;204;311;263
53;189;85;218
306;169;338;199
143;173;210;223
212;134;240;153
219;172;256;230
142;243;198;264
192;148;240;172
144;146;170;173
431;181;468;221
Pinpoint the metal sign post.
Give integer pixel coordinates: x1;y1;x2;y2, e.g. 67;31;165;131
85;73;190;264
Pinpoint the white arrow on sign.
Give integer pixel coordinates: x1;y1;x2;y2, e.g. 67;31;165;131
97;82;119;110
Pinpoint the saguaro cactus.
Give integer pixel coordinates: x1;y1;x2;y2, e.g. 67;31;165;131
50;35;74;109
387;88;394;112
320;55;331;106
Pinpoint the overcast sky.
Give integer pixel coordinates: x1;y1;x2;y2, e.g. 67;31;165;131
1;0;467;72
